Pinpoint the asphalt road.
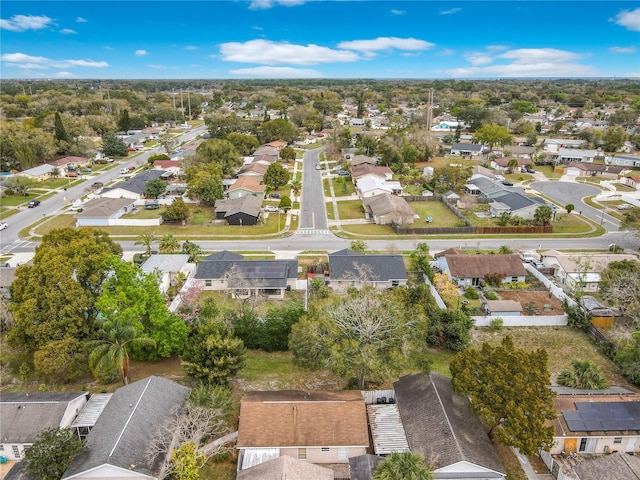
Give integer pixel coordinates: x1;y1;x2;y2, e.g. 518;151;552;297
0;125;208;255
298;147;327;231
530;181;620;231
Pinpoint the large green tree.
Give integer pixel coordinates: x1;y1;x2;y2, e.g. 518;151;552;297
181;320;246;385
473;124;513;151
161;197;190;223
95;256;189;360
225;132;259;156
185;162;224;205
259;118;299;143
263;161;290;190
374;452;433;480
290;287;428;388
101;131;129;156
534;205;553;226
599;259;640;326
145;178;168;199
450;336;556;455
195;138;241;175
24;428;85;480
9;228;121;352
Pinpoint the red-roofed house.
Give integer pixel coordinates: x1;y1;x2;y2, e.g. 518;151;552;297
153;160;181;175
228;177;266;199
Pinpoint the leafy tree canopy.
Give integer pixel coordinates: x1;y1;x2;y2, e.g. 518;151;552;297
374;452;433;480
263;161;290;190
24;428;85;480
450;336;556;455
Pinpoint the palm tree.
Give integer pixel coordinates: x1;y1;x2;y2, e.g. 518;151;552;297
373;452;433;480
182;240;203;263
534;205;553;226
557;359;607;390
290;180;301;202
507;158;519;174
159;234;180;254
135;232;156;256
88;318;156;385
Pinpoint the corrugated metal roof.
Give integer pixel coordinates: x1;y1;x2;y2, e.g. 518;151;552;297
367;404;409;455
241;448;280;470
71;393;112;428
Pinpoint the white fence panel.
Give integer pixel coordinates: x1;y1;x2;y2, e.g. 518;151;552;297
109;219;162;226
472;314;568;327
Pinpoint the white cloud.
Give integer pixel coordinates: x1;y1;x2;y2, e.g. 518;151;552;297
338;37;434;53
486;45;509;53
185;45;198;50
135;49;149;56
437;48;456;56
609;45;638;54
0;14;53;32
219;39;359;65
390;9;405;15
449;48;595;77
440;8;461;15
229;66;321;78
1;52;108;69
612;8;640;31
54;71;77;78
464;52;494;66
498;48;584;64
148;64;167;69
248;0;307;10
76;17;88;23
60;28;77;34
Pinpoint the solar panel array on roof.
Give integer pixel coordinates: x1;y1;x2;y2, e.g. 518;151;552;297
563;401;640;432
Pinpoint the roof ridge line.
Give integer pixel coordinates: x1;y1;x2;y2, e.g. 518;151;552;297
108;377;153;458
430;374;467;462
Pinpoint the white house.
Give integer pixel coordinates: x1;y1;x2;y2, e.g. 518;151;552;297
140;254;195;295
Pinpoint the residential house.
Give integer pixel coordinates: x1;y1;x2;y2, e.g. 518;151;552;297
351;164;393;181
237;162;269;180
49;156;89;170
0;391;88;460
356;176;396;198
75;198;136;227
214;196;262;226
504;145;536;159
570;452;640;480
563;162;626;178
236;390;369;471
431;121;467;132
394;373;506;479
450;143;483;156
488;191;546;220
363;193;415;225
101;170;166;200
606;154;640;168
62;377;190;480
349;155;377;167
327;248;408;290
350;118;366;127
237;456;334;480
253;146;279;157
227;177;266;200
620;175;640;189
16;164;57;181
553;148;603;164
465;175;513;199
543;138;586;152
264;139;288;150
539;250;639;293
435;251;527;288
194;251;298;298
549;385;640;456
251;154;279;165
140;254;195;295
491;157;532;173
152;160;181;176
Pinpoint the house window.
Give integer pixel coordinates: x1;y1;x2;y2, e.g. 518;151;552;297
511;277;518;282
613;437;622;444
0;445;4;451
12;445;20;458
297;448;307;460
338;447;348;460
205;280;212;287
391;280;399;287
321;447;330;453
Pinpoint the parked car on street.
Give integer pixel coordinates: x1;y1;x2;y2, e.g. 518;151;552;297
91;182;104;189
28;199;40;208
617;203;634;210
120;168;129;174
0;222;8;231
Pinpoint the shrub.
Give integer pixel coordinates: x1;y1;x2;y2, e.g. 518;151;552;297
485;291;499;300
489;317;504;330
463;286;479;299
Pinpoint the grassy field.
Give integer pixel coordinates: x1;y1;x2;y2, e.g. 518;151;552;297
336;199;364;220
409;200;462;227
341;223;397;235
323;178;332;197
332;176;356;196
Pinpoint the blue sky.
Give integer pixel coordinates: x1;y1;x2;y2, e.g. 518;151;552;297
1;1;639;79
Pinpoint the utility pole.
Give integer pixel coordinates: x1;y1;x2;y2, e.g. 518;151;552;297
187;93;192;120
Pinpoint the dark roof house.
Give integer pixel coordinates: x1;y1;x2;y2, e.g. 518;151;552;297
328;249;408;289
214;196;262;225
394;373;506;479
101;170;165;199
62;376;189;480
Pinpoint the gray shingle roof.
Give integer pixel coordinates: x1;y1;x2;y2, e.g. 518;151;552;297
214;195;262;218
140;254;191;275
491;191;544;212
394;373;505;476
0;392;88;443
101;169;165;195
195;252;298;288
349;454;383;480
452;143;483;152
328;249;407;282
62;376;189;479
572;452;640;480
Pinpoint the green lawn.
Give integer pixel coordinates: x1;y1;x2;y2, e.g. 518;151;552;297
409;201;462;227
336;200;364;220
323;178;332;197
0;194;41;207
332;177;356;196
341;223;396;235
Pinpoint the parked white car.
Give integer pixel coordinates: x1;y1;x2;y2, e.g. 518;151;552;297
0;222;8;231
264;205;279;212
120;168;129;175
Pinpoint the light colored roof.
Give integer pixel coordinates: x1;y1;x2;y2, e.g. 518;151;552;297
17;164;57;176
557;148;600;157
237;390;369;448
541;252;638;274
141;254;191;274
229;176;266;193
572;452;640;480
76;198;134;217
367;404;410;455
357;176;392;194
485;300;523;312
238;456;334;480
71;393;112;428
